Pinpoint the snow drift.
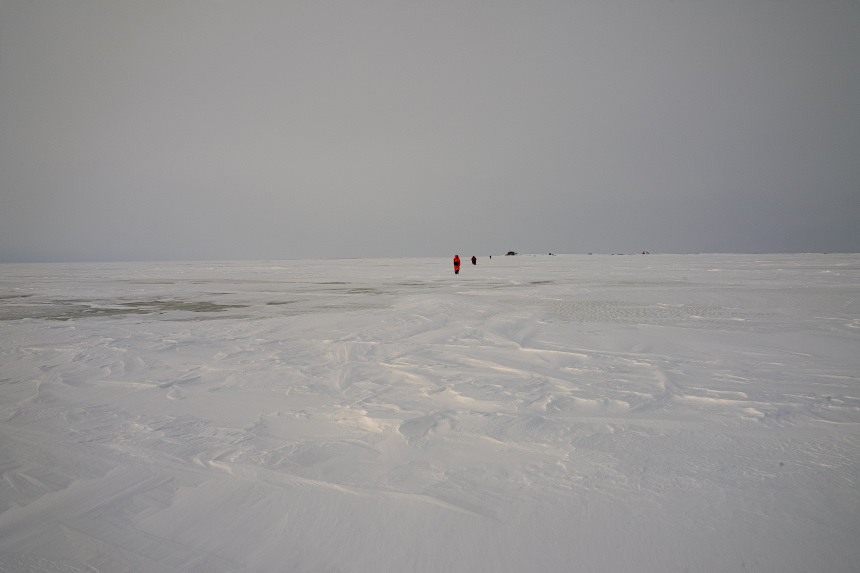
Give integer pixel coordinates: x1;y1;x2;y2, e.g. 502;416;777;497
0;254;857;572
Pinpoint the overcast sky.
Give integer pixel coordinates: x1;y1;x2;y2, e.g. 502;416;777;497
1;0;858;262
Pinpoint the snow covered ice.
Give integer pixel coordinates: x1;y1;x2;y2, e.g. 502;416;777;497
0;254;858;572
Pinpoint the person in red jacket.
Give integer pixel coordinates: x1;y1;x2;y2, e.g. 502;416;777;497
471;255;477;265
453;255;461;274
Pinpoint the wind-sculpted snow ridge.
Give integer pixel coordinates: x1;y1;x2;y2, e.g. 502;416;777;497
0;254;858;572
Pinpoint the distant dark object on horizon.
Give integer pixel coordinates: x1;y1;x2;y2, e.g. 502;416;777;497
506;251;517;256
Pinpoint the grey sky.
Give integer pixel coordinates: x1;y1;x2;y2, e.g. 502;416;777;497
1;0;858;262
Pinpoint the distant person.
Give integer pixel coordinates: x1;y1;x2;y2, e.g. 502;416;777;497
453;255;461;274
471;256;477;265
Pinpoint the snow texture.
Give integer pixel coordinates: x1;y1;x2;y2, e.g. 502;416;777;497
0;254;858;572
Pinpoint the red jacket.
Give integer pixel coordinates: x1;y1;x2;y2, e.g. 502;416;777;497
453;255;461;268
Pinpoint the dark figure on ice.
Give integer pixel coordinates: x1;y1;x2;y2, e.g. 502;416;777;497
471;256;477;265
453;255;461;274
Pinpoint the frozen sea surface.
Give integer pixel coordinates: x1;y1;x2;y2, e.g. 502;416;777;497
0;254;858;572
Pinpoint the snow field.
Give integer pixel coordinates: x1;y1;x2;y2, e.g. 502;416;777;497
0;254;858;572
